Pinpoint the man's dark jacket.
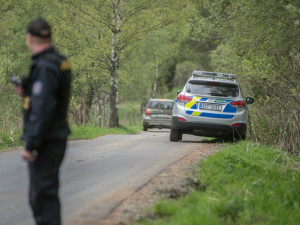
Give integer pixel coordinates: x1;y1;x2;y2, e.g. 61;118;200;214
22;46;71;152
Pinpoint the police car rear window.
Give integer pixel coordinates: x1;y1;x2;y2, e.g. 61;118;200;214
186;80;239;97
148;101;174;109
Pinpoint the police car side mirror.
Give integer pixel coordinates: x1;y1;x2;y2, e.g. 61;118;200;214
246;97;254;104
177;90;181;95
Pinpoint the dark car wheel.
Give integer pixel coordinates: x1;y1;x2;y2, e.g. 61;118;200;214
143;125;148;131
170;128;181;142
178;132;182;141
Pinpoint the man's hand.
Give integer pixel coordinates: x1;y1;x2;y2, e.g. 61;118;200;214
13;84;24;97
21;149;37;162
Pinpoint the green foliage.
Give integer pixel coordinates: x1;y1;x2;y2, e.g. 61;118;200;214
0;0;189;128
139;142;300;225
163;85;184;100
1;0;298;150
0;131;23;150
172;61;199;87
189;0;300;153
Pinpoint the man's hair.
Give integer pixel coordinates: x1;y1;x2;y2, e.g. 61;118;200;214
27;18;52;41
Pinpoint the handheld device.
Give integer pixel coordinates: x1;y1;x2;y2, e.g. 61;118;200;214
10;75;21;86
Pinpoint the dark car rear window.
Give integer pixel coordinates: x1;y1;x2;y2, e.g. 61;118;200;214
148;101;174;109
186;80;239;97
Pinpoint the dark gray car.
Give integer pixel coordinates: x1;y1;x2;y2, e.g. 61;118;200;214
143;99;174;131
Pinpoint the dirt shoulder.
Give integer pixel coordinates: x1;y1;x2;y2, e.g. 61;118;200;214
96;141;220;225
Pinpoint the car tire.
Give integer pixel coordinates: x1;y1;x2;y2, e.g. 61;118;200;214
178;133;182;141
170;128;181;142
143;125;148;131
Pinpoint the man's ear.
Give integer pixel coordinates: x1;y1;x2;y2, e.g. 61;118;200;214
26;34;32;47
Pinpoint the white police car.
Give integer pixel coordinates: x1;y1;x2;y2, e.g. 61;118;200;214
170;71;254;141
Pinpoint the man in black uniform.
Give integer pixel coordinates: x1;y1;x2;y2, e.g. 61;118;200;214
13;18;71;225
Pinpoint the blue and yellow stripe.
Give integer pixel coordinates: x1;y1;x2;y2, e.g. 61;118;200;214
184;97;236;119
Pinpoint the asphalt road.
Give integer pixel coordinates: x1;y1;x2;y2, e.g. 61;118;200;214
0;129;203;225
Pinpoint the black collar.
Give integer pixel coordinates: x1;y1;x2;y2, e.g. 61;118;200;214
32;46;55;60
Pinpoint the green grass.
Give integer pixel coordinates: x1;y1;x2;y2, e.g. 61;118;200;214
0;125;142;151
138;141;300;225
0;131;23;150
69;124;142;140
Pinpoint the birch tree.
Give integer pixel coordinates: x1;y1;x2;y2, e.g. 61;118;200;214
60;0;178;127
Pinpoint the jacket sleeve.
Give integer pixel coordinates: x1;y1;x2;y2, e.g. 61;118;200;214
25;62;59;151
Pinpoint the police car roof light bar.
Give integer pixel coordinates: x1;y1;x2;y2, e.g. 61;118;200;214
192;71;237;81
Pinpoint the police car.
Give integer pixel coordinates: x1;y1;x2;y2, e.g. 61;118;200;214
170;71;254;141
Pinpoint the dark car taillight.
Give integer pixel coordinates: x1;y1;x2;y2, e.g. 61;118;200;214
177;94;192;103
230;100;246;108
145;108;151;115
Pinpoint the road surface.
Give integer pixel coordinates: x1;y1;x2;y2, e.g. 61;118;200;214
0;129;204;225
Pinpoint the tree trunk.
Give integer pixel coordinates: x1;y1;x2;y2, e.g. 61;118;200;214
129;111;132;125
94;95;101;127
103;96;109;128
123;109;126;127
109;0;124;128
84;86;94;124
94;104;98;127
79;104;84;125
98;98;102;127
133;108;136;126
152;60;159;99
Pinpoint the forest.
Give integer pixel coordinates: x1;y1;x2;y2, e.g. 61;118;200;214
0;0;299;153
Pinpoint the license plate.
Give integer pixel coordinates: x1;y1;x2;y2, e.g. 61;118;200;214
152;114;170;117
199;103;222;111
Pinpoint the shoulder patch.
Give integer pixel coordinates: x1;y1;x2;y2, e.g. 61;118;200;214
60;60;71;71
33;81;43;95
23;97;31;110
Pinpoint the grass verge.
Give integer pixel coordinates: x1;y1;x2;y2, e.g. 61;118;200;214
138;141;300;225
0;125;142;151
69;125;142;140
0;131;23;150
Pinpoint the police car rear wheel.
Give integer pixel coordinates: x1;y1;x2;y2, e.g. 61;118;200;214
170;128;181;142
178;133;182;141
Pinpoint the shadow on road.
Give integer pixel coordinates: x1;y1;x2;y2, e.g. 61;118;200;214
145;129;170;133
199;138;232;144
181;137;233;144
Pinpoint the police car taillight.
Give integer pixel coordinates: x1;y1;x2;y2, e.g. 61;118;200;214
177;117;187;122
177;94;192;103
145;108;151;115
230;100;246;108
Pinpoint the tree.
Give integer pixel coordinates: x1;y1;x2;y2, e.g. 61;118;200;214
190;0;300;152
59;0;180;127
